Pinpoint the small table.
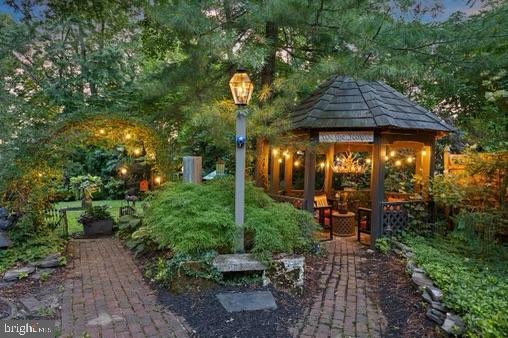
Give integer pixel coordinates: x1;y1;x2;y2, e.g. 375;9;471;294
332;212;356;237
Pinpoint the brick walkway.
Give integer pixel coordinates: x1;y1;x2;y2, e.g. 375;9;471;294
60;238;190;338
291;237;386;338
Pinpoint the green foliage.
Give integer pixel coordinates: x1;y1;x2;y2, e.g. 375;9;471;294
402;235;508;337
143;177;318;260
0;232;64;273
78;206;114;225
375;237;392;254
453;210;507;244
69;175;103;201
431;174;466;208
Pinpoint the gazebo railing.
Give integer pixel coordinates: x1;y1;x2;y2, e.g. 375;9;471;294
268;193;304;209
381;200;428;234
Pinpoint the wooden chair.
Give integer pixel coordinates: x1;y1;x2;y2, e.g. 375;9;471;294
314;195;334;240
357;207;372;243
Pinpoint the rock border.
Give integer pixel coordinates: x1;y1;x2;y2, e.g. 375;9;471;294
392;240;465;336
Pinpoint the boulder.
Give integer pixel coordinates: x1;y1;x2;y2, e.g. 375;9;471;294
3;266;35;282
426;308;446;325
442;313;465;335
33;254;61;268
0;231;12;248
427;286;443;301
412;271;433;288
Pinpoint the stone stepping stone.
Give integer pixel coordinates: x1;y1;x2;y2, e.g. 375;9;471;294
216;291;277;312
33;254;61;268
0;231;12;248
20;296;45;314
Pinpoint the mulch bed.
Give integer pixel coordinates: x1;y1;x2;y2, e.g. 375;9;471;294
154;252;325;338
360;250;438;338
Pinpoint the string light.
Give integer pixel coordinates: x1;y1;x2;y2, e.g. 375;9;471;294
155;176;161;184
384;155;389;161
272;148;279;156
120;167;127;175
395;160;402;166
38;173;43;178
390;150;396;157
278;158;283;164
283;150;290;159
125;133;132;140
407;157;413;163
421;149;427;156
319;162;325;169
294;160;300;167
133;148;141;156
99;129;105;135
366;158;371;164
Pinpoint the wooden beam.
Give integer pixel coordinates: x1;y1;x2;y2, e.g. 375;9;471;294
270;148;281;194
333;143;373;153
324;144;334;197
421;145;431;199
370;132;386;248
284;152;293;194
303;146;316;213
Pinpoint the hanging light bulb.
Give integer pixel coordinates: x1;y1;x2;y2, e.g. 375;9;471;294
120;167;127;175
125;133;132;140
272;148;279;156
278;158;283;164
294;160;300;167
99;129;105;135
395;160;402;166
384;155;389;161
421;149;427;156
366;158;371;164
133;148;141;156
390;150;396;157
407;157;413;163
319;162;325;168
155;176;162;184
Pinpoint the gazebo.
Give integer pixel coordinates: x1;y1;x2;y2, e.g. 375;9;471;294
265;76;454;246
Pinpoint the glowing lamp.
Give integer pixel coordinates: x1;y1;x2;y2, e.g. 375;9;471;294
366;158;371;164
229;68;254;105
133;148;141;156
319;162;325;168
395;160;402;166
294;160;300;167
407;157;413;163
99;129;105;135
125;133;132;140
390;150;396;157
421;149;427;156
120;167;127;175
278;158;283;164
155;176;162;184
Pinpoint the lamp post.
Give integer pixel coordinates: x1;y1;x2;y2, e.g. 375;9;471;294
229;68;254;253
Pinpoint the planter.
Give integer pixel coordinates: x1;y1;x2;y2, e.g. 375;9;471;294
83;220;113;237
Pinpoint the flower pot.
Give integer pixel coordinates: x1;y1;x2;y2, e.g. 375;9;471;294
83;220;113;237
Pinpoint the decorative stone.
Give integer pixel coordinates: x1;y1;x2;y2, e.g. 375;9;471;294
406;260;416;273
442;313;465;335
422;290;433;304
29;268;55;280
412;271;433;288
3;266;35;282
263;256;305;288
216;291;277;312
213;254;265;273
426;308;446;325
20;296;45;314
33;254;61;268
366;249;374;254
427;286;443;301
0;231;12;248
431;301;446;312
393;241;411;253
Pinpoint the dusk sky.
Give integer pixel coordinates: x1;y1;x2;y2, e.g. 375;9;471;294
0;0;486;22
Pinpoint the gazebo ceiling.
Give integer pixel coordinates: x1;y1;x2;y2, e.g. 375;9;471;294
291;75;454;133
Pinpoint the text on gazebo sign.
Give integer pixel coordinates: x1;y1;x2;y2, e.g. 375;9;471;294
318;131;374;143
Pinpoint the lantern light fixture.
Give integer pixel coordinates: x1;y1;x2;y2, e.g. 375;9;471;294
229;68;254;105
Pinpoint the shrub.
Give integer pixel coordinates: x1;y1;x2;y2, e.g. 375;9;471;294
78;205;114;225
143;177;318;260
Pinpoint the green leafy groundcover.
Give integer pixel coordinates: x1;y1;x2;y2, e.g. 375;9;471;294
143;178;317;261
0;232;65;273
402;235;508;337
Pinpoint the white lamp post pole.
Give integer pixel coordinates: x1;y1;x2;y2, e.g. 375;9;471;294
229;68;254;254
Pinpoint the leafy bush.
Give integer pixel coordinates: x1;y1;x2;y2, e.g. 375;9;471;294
78;205;114;225
402;235;508;337
143;177;318;260
375;237;391;254
0;232;64;273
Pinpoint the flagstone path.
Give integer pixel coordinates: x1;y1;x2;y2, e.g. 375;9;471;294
290;237;387;338
60;238;190;338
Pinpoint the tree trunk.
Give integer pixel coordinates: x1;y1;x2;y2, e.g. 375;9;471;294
254;21;278;190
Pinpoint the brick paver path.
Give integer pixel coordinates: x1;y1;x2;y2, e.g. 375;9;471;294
60;238;190;338
291;237;386;338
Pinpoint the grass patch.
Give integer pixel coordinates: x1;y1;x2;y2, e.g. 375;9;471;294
143;178;318;261
402;234;508;337
0;231;64;273
55;200;144;234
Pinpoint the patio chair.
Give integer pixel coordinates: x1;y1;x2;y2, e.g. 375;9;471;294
314;194;334;240
357;207;372;243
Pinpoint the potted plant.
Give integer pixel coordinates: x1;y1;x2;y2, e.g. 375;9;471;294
78;206;114;237
70;175;103;209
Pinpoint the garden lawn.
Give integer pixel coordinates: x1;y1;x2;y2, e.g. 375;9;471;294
402;235;508;337
55;200;144;234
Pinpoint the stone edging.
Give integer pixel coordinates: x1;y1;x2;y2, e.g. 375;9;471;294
391;240;465;336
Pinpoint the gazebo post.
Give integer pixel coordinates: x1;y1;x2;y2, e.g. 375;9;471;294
324;144;334;198
270;148;280;194
303;146;316;213
284;151;293;194
370;133;386;248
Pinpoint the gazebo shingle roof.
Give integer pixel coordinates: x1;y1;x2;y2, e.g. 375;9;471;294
291;75;454;132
